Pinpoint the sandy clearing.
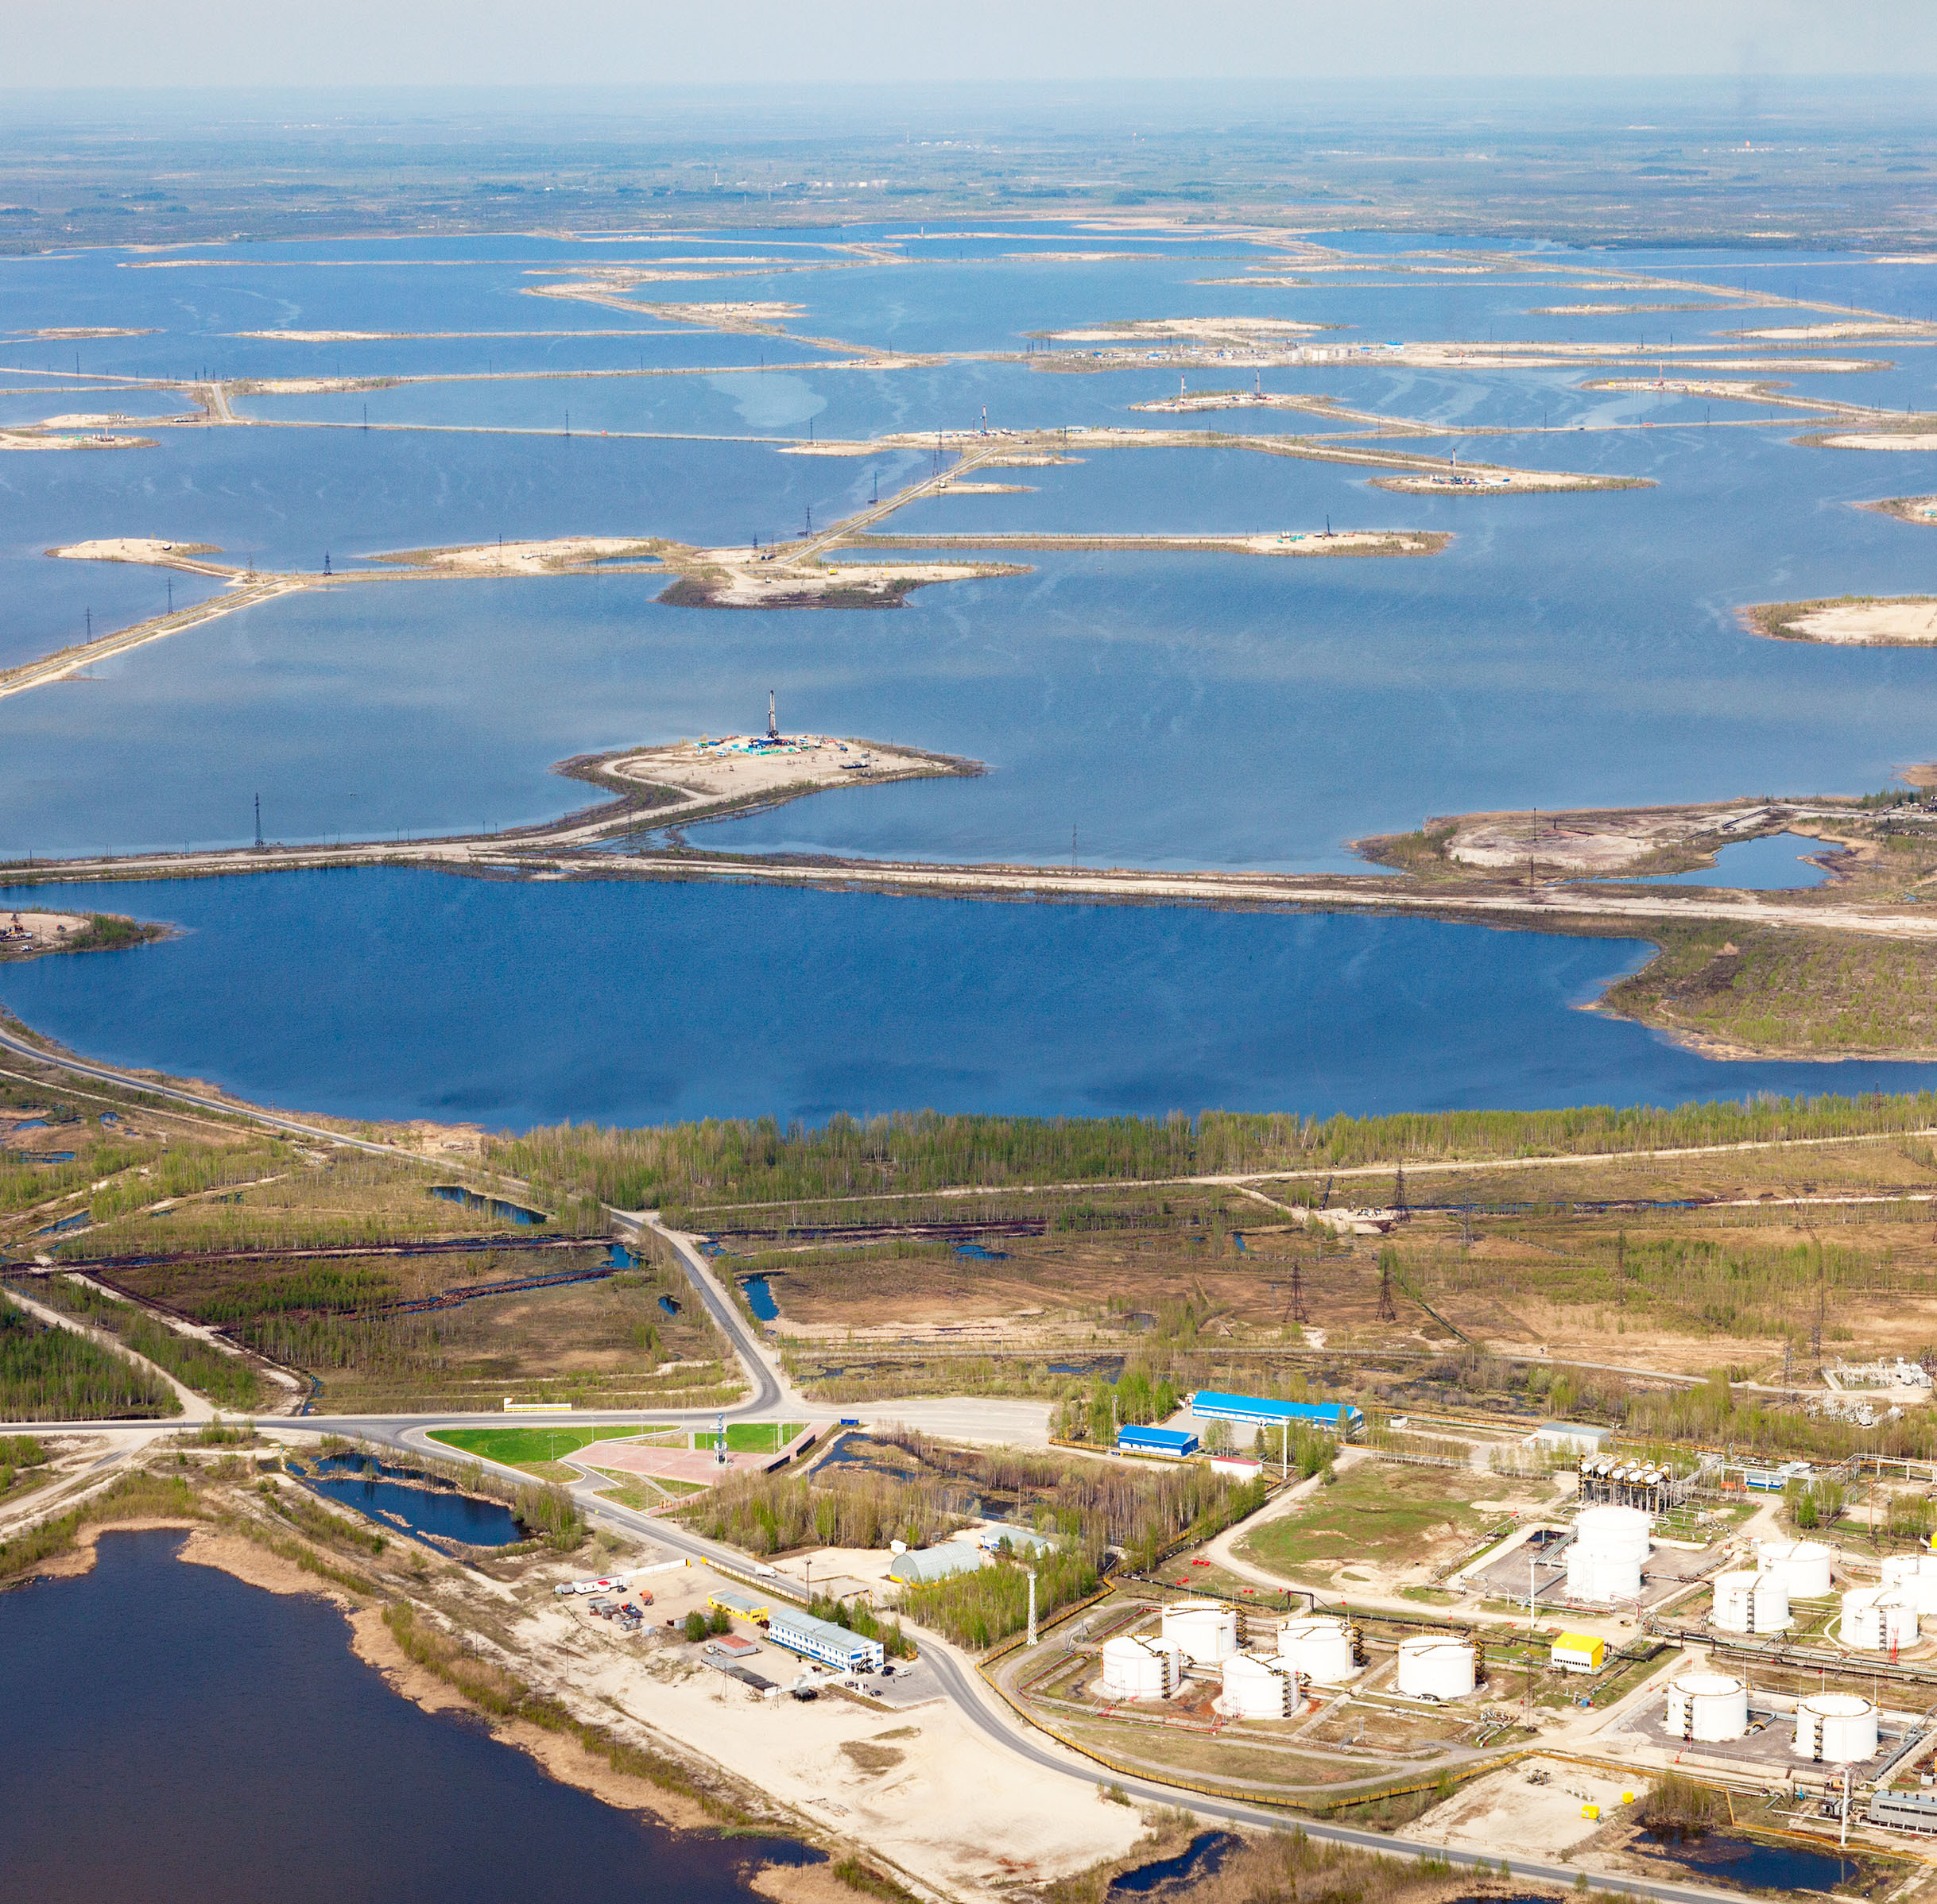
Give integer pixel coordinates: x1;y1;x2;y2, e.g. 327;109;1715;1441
1789;599;1937;644
35;412;146;428
0;429;149;451
1433;800;1792;876
1729;322;1931;340
371;536;661;577
1;908;96;951
1044;316;1330;342
549;1610;1146;1896
1819;432;1937;450
669;555;1024;608
600;735;952;803
1409;1756;1641;1862
51;536;219;564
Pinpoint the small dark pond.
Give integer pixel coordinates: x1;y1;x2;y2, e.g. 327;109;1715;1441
430;1184;548;1225
1111;1831;1239;1893
30;1212;90;1236
0;1531;817;1902
953;1242;1009;1260
658;1293;682;1314
742;1275;779;1321
296;1456;524;1547
1640;1825;1858;1892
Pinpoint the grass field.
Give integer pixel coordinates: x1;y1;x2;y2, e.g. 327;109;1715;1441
428;1424;649;1465
1238;1465;1508;1575
693;1421;806;1453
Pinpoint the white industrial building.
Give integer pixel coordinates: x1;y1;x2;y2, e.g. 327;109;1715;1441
1274;1616;1357;1684
1099;1634;1183;1701
1215;1651;1297;1719
1796;1692;1879;1763
1161;1600;1240;1665
1757;1538;1835;1599
1712;1568;1791;1635
1841;1585;1920;1652
1566;1503;1650;1603
1665;1671;1748;1742
1395;1635;1476;1700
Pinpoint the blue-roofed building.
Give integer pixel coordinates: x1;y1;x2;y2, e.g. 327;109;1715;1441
1117;1424;1199;1457
1189;1392;1362;1438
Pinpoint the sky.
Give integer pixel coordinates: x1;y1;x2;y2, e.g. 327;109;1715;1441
5;0;1935;88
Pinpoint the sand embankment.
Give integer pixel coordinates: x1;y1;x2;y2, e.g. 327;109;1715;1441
1743;594;1937;645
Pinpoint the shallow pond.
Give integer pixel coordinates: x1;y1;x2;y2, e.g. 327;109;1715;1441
0;1528;817;1903
740;1276;779;1321
1638;1823;1859;1892
1621;830;1838;889
297;1455;525;1546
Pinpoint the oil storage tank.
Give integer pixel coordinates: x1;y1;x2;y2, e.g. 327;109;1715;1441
1713;1568;1791;1635
1881;1553;1937;1616
1759;1538;1834;1599
1841;1586;1920;1652
1395;1635;1476;1700
1274;1617;1356;1684
1664;1671;1748;1742
1796;1693;1879;1763
1099;1634;1181;1701
1162;1600;1240;1665
1216;1652;1296;1720
1566;1504;1650;1602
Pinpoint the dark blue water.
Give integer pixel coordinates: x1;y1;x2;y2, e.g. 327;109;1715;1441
741;1276;779;1322
1110;1830;1239;1892
0;1528;814;1903
430;1184;548;1225
6;870;1937;1130
1625;831;1837;888
300;1457;525;1546
1640;1826;1855;1892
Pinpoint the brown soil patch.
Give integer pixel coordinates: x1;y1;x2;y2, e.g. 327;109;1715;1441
747;1864;869;1904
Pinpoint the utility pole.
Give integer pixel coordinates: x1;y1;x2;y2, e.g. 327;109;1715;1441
253;794;262;849
1027;1569;1038;1648
1377;1256;1397;1323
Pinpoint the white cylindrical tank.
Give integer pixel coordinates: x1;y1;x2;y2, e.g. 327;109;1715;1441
1881;1553;1937;1616
1664;1672;1749;1742
1752;1569;1791;1634
1275;1617;1355;1683
1760;1538;1834;1599
1216;1651;1296;1720
1567;1503;1650;1601
1795;1693;1879;1763
1842;1586;1920;1651
1162;1600;1239;1665
1396;1635;1477;1701
1712;1570;1758;1633
1713;1569;1790;1634
1099;1635;1180;1701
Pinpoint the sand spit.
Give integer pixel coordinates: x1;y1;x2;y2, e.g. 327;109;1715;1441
1813;431;1937;451
0;428;153;451
1369;467;1624;495
1861;494;1937;527
52;537;224;568
577;733;982;818
370;536;665;577
1130;391;1348;416
17;326;160;339
234;329;688;341
1727;322;1937;340
848;529;1447;558
661;553;1027;609
1039;316;1335;342
1745;595;1937;646
1380;798;1817;879
0;909;105;955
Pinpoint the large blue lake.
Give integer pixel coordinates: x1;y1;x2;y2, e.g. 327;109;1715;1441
4;871;1936;1128
4;225;1937;1120
0;1529;812;1903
